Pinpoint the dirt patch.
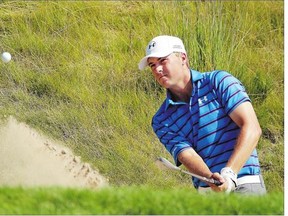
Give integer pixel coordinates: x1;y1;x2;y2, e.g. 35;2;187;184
0;116;108;188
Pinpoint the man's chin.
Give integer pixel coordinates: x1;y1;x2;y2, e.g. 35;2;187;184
159;78;170;87
161;82;171;89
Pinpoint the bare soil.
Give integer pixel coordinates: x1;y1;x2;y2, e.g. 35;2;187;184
0;116;108;188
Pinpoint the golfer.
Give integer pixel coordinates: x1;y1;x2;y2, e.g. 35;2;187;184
138;35;266;194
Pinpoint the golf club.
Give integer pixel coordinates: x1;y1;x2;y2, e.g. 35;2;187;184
157;157;222;186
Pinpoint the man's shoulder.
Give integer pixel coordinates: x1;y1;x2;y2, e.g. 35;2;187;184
199;70;238;88
191;69;231;82
202;70;231;78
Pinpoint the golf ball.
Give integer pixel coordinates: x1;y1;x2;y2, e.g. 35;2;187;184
1;52;12;63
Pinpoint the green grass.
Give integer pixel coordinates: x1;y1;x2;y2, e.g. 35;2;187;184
0;0;284;196
0;186;284;215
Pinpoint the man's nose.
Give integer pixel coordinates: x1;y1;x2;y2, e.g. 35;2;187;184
155;64;163;74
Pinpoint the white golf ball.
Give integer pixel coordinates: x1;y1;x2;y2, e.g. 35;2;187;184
1;52;12;63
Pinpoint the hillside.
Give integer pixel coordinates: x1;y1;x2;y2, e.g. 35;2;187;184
0;1;284;192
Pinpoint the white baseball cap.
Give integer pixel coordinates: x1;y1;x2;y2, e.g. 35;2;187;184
138;35;187;70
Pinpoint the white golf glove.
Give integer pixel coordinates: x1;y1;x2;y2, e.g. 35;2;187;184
220;167;237;193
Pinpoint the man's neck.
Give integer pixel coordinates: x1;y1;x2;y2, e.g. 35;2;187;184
170;82;192;103
169;70;192;103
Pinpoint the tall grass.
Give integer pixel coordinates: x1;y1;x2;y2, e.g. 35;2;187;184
0;1;284;192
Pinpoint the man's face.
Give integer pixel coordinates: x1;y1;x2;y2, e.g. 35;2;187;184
147;53;185;89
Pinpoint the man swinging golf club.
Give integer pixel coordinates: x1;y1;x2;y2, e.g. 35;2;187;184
138;35;266;194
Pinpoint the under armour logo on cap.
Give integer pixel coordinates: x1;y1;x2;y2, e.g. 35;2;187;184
148;41;156;50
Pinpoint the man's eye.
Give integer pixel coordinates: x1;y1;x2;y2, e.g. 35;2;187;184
160;58;167;63
149;64;155;68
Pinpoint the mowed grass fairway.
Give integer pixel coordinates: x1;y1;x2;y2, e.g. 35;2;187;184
0;186;284;215
0;1;284;215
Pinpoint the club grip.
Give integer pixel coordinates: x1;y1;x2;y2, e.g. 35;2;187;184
214;180;222;186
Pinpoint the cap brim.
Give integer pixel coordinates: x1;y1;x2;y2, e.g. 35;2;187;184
138;56;149;71
138;51;172;70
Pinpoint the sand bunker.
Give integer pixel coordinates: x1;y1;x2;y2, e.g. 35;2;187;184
0;116;108;188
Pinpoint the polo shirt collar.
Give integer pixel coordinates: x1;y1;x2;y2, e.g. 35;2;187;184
164;69;203;111
191;69;203;82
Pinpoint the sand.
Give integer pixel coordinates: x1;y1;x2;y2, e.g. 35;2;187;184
0;116;108;188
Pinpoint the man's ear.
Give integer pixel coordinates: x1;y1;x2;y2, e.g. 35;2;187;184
181;53;187;65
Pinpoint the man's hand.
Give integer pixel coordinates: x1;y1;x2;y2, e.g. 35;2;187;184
207;173;226;192
207;171;237;193
220;167;237;193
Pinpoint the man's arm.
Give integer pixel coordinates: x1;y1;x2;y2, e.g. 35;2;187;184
177;148;213;179
178;147;226;191
226;101;262;174
177;101;262;192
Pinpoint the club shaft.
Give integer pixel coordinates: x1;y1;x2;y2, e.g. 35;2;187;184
180;170;215;184
158;157;221;186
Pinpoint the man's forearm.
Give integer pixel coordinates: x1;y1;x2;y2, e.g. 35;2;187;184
226;124;261;174
178;148;213;178
227;101;262;174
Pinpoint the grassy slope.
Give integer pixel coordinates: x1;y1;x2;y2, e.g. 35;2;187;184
0;1;284;193
0;186;284;215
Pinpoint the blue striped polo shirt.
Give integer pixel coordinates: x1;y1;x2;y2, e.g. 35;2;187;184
152;69;261;188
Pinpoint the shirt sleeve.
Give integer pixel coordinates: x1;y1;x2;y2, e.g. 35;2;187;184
152;116;191;166
211;71;251;114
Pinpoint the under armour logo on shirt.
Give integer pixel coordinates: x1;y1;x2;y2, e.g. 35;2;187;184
198;96;208;105
148;41;156;50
